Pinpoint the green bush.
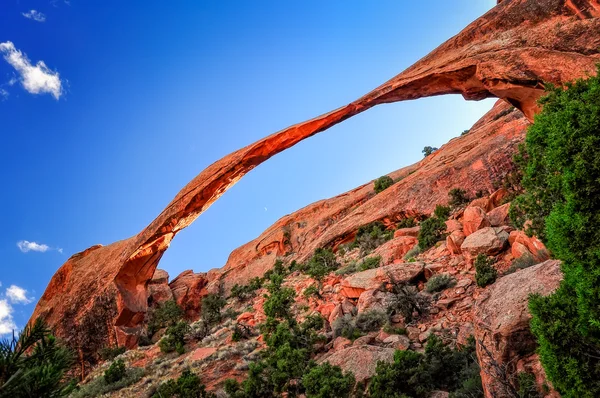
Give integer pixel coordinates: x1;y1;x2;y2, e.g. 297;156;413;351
448;188;470;208
360;256;381;271
303;285;321;299
506;253;536;275
159;321;190;354
369;336;482;398
474;254;497;287
374;175;394;194
152;369;215;398
387;282;430;323
332;314;362;340
422;146;438;157
403;245;421;261
99;346;126;361
302;362;355;398
263;273;296;320
72;367;144;398
351;222;394;256
418;216;447;251
147;300;184;336
425;274;457;293
434;205;451;219
232;324;251;342
302;248;340;281
355;310;388;333
397;217;417;229
517;372;541;398
201;294;227;326
230;277;263;301
104;359;126;384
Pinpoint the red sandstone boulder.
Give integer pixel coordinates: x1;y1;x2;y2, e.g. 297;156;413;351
489;189;509;208
394;226;420;238
461;227;509;256
371;236;418;265
469;197;493;212
357;289;395;314
487;203;510;227
147;269;173;306
445;219;463;234
463;206;491;236
341;262;425;298
168;270;209;319
509;231;550;263
474;260;562;397
446;230;466;255
321;345;395;382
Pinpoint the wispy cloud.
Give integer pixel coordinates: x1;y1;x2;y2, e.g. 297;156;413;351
22;10;46;22
0;300;16;335
0;41;63;99
0;88;8;101
17;240;49;253
6;285;33;305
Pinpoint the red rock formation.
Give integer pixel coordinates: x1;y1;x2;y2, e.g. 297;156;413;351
30;0;600;348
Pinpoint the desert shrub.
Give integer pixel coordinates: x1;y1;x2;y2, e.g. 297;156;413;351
302;248;340;281
159;321;190;354
152;369;215;398
99;345;126;361
332;314;362;340
387;282;430;323
303;285;321;299
397;217;417;229
434;205;451;219
403;245;421;261
263;274;295;321
201;294;227;326
369;336;482;398
374;175;394;194
302;362;355;398
104;359;126;384
422;146;438;157
355;310;388;333
72;367;144;398
230;277;263;302
351;222;394;255
425;274;457;293
360;256;381;271
506;253;536;275
147;300;184;336
474;254;497;287
517;372;541;398
461;129;470;136
448;188;470;208
418;213;448;251
383;323;407;336
0;319;76;398
335;261;361;276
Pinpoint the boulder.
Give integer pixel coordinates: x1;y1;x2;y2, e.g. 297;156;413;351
487;203;510;227
469;197;493;212
509;231;550;262
341;262;425;298
147;269;173;306
445;219;463;234
394;226;420;238
446;230;466;255
474;260;562;398
372;236;418;265
321;345;395;382
168;270;209;319
461;227;509;256
357;289;395;314
463;206;491;236
489;189;509;208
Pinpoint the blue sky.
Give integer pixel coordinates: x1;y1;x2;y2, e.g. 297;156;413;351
0;0;497;332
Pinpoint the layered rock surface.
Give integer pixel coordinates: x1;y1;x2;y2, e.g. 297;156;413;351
30;0;600;349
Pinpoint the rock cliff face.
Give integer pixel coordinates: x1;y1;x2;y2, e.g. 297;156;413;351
30;0;600;350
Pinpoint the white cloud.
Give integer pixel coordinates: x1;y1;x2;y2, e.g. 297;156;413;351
22;10;46;22
0;41;63;99
0;88;8;100
0;300;16;335
6;285;33;305
17;240;49;253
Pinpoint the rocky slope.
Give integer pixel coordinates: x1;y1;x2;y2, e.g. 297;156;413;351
30;0;600;351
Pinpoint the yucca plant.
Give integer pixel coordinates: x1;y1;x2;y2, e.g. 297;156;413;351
0;318;75;398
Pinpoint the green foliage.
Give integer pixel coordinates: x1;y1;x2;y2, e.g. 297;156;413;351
104;359;126;384
434;205;451;219
72;368;144;398
263;274;295;321
369;336;482;398
403;245;421;261
506;253;536;275
153;369;215;398
418;213;448;251
147;300;184;336
159;321;190;354
201;294;227;326
301;248;340;282
448;188;470;208
355;310;388;333
230;278;263;301
99;346;126;361
232;324;252;342
0;318;75;398
461;129;470;136
397;217;417;229
302;285;320;299
302;362;355;398
517;372;541;398
508;71;600;395
360;256;381;271
422;146;438;157
474;255;497;288
425;274;457;293
387;282;430;323
332;315;362;340
374;176;394;194
351;222;394;256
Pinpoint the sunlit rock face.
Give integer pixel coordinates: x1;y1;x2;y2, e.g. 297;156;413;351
30;0;600;348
